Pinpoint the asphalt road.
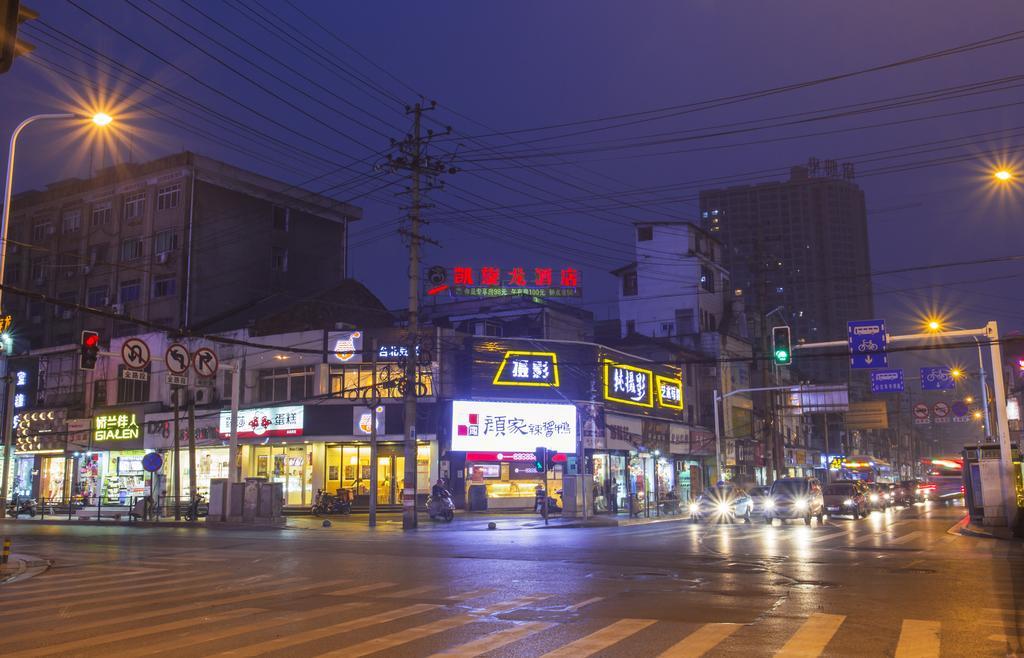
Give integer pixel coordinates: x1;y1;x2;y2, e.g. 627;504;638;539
0;503;1021;657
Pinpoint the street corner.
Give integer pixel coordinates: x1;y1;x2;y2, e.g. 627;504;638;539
949;514;1024;541
0;553;51;585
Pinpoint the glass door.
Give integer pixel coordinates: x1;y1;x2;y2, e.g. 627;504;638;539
377;456;392;505
394;456;405;505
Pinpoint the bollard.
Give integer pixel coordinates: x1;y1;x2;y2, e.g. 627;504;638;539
2;537;11;564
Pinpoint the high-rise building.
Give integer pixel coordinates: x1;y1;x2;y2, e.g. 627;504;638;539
4;152;362;348
699;161;873;384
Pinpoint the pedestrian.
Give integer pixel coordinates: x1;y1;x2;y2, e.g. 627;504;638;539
608;479;618;514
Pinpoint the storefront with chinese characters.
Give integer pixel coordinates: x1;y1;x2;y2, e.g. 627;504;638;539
144;411;227;503
81;410;147;505
10;409;71;503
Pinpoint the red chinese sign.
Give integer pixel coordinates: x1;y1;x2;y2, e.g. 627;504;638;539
428;266;582;298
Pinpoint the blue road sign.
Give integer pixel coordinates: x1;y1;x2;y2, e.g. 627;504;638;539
848;319;887;369
871;368;904;393
142;451;163;473
920;366;955;391
951;401;969;417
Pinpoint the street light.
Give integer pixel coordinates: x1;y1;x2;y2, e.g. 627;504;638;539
0;110;114;516
922;317;992;441
994;169;1014;182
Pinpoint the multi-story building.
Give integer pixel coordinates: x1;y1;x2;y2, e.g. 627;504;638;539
4;152;362;348
699;160;873;385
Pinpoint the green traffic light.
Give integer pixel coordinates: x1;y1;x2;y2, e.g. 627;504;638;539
774;349;789;362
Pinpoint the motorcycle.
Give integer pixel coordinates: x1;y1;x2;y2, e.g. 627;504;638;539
184;494;206;521
427;490;455;522
311;489;352;516
7;497;37;518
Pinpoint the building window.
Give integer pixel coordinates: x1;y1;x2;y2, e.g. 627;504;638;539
700;266;715;292
31;221;53;241
329;364;433;399
29;257;47;282
93;379;107;407
156;184;181;210
87;286;108;307
91;201;112;226
637;226;653;241
257;366;314;403
153;229;178;254
61;209;81;233
120;238;143;262
472;321;502;337
152;275;176;298
119;279;141;304
273;206;289;231
622;270;638;297
271;247;288;272
625;319;636;335
117;364;150;403
90;244;109;265
124;191;146;222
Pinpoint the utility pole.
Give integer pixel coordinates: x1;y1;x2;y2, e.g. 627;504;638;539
387;100;452;530
172;388;181;520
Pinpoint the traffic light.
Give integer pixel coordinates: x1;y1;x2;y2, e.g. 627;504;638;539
772;326;792;365
1;1;38;75
79;330;100;370
546;451;559;470
534;447;546;473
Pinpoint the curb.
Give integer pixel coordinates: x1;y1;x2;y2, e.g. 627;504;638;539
1;553;51;584
949;515;1021;540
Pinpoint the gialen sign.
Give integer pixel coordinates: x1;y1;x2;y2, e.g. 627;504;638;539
93;412;142;442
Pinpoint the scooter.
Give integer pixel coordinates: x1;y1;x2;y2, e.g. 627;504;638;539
427;490;455;522
7;497;37;518
184;494;206;521
311;489;352;516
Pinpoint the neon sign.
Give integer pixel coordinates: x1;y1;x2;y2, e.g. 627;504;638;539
94;413;142;442
219;405;304;438
603;362;653;408
656;375;683;410
492;351;559;387
451;400;576;453
331;331;362;363
427;266;581;297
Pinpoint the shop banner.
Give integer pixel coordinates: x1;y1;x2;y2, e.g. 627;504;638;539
605;414;642;450
451;400;576;453
219;405;304;439
353;405;385;435
579;403;605;449
329;331;362;364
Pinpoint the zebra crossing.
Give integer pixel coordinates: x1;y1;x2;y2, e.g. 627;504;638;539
0;558;1019;657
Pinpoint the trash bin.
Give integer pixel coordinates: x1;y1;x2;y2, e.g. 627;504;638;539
468;484;488;511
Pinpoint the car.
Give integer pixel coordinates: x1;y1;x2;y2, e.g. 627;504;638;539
865;483;890;511
764;477;826;525
822;481;868;519
891;481;916;507
748;485;772;515
689;484;754;523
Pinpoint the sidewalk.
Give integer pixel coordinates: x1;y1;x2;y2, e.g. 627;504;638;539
949;514;1023;540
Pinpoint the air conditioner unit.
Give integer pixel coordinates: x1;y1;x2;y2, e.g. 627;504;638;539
156;252;169;264
110;303;124;315
193;387;216;405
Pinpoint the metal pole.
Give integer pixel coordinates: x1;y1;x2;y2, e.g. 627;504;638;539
402;104;422;531
823;412;830;484
369;339;378;528
973;337;993;440
172;389;181;520
713;389;722;483
985;321;1018;528
187;397;196;501
228;363;240;483
0;374;13;517
543;448;549;526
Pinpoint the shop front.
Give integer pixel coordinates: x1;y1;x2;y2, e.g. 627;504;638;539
86;410;147;505
145;412;228;502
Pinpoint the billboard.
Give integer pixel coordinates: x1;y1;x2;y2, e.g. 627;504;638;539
219;405;304;439
451;400;577;453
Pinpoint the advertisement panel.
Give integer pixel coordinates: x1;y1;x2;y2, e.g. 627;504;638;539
219;405;304;439
603;362;654;408
451;400;577;453
329;331;363;364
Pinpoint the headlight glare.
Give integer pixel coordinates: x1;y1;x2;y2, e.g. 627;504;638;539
794;498;808;510
843;498;854;506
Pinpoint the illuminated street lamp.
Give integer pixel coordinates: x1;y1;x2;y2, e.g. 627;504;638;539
922;316;992;441
0;111;114;516
994;169;1014;182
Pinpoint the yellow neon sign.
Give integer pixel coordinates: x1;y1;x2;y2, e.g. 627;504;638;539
492;351;560;387
655;375;684;410
603;361;654;408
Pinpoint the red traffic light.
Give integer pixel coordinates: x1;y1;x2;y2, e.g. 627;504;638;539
84;333;99;348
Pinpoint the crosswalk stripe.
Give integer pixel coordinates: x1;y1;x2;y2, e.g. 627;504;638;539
208;603;440;657
131;601;371;657
317;613;478;658
380;584;438;598
0;568;155;591
2;571;208;607
327;581;397;596
6;607;257;657
776;613;845;657
564;596;604;612
448;587;496;601
805;531;851;544
542;618;658;658
888;531;924;545
429;621;554;657
6;573;227;618
658;623;741;657
469;594;552;614
894;619;941;657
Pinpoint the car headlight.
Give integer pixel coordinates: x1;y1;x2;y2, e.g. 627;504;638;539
843;499;854;506
763;499;775;510
794;498;808;511
716;502;731;514
689;502;700;513
870;494;879;502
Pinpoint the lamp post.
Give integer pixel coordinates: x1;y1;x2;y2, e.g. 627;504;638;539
0;112;114;515
925;319;992;440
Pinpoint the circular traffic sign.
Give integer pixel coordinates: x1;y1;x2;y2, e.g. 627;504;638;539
913;403;929;419
192;347;219;378
933;401;950;418
142;452;164;473
165;343;190;374
951;401;969;418
121;338;151;370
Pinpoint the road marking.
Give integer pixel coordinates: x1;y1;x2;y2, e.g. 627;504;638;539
805;531;850;544
468;594;553;615
658;623;741;657
0;568;155;590
131;601;372;657
429;621;554;657
542;618;658;657
380;584;439;598
448;587;496;601
894;619;941;658
210;603;440;657
888;531;924;545
776;613;845;657
6;607;257;657
2;571;214;608
564;596;604;612
317;613;477;658
325;581;397;596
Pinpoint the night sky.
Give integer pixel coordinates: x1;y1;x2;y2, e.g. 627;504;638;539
3;1;1023;368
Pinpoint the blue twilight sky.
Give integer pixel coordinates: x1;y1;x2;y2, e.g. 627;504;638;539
3;0;1024;358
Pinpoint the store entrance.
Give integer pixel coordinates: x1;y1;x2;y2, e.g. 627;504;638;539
325;443;432;509
253;445;312;507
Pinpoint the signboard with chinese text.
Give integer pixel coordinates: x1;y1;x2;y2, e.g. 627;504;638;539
94;412;142;442
848;319;888;369
451;400;576;453
219;405;304;439
492;351;559;387
603;362;653;408
870;369;904;393
430;265;582;298
375;344;420;361
656;375;684;410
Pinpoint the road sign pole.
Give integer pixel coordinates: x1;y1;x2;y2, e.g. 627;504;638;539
172;389;181;520
985;321;1018;530
369;339;378;529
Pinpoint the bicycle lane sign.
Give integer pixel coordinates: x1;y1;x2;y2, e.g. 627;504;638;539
920;366;955;391
848;319;887;369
